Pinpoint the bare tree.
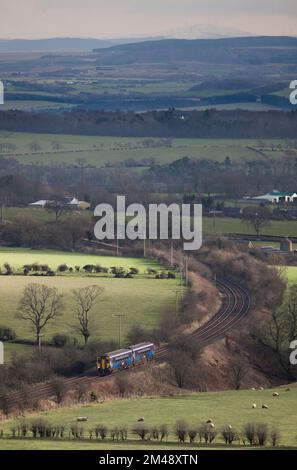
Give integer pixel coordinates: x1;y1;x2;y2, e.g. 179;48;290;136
242;206;271;237
72;285;104;344
16;284;64;345
229;356;248;390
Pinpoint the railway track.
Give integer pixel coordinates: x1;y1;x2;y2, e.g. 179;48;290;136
2;278;251;410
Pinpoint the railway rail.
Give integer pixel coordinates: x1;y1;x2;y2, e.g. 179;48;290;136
2;278;251;411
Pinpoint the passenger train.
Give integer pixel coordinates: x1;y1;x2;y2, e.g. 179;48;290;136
96;342;155;375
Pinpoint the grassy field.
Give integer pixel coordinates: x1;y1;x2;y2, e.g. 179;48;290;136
4;205;297;239
0;247;157;273
0;387;296;449
0;132;296;167
285;267;297;284
0;251;179;344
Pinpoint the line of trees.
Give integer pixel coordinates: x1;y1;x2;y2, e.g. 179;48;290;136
0;419;281;447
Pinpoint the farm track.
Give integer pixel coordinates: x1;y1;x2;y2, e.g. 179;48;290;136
3;278;251;410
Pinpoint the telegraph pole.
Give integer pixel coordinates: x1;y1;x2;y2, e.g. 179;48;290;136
114;314;125;348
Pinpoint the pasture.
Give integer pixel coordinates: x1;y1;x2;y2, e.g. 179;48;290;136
0;386;296;449
0;251;180;344
4;206;297;238
0;131;296;167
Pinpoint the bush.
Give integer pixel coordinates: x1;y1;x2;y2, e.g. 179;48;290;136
52;334;70;348
175;420;188;443
57;264;68;273
221;425;237;445
132;423;150;441
188;427;198;443
270;427;280;447
198;423;217;444
256;423;268;446
94;425;108;440
0;326;16;341
243;422;256;446
51;378;67;404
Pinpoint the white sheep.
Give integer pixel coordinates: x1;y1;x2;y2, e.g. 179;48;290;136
272;392;280;397
252;403;257;409
262;404;268;409
77;417;88;422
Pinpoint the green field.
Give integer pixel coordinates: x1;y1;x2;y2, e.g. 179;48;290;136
0;251;179;344
0;131;296;167
0;247;157;273
285;267;297;284
3;206;297;239
0;387;296;449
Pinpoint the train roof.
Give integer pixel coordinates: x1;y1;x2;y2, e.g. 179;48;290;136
130;342;155;351
105;348;132;358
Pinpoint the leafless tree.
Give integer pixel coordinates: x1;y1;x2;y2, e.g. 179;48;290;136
242;206;271;237
72;285;104;344
229;356;248;390
16;284;64;345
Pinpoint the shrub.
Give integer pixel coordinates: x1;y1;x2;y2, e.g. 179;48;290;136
270;427;280;447
52;334;70;348
256;423;268;446
94;425;108;440
132;423;150;441
0;326;16;341
3;263;13;275
51;378;67;404
188;427;198;443
159;424;168;442
198;423;217;444
221;425;237;445
175;420;188;443
244;422;256;446
57;264;68;273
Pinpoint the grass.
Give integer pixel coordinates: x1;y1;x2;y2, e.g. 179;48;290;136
0;387;296;449
4;206;297;239
0;250;180;344
0;247;158;273
0;132;296;167
285;267;297;284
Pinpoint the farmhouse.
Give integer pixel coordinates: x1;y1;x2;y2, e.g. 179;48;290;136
29;196;90;210
252;190;297;204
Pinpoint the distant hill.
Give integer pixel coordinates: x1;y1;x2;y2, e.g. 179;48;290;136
0;37;162;53
165;24;252;39
93;36;297;65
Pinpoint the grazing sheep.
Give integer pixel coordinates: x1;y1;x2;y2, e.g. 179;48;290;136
251;387;256;391
252;403;257;409
272;392;280;397
227;424;233;429
77;417;88;422
258;387;264;391
262;404;268;409
137;417;144;422
206;419;213;424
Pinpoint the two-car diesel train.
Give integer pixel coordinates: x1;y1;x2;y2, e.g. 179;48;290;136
96;342;155;376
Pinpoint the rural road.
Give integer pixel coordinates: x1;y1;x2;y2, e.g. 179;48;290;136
2;278;251;411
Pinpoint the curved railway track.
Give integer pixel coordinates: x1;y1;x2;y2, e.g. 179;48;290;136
2;278;251;410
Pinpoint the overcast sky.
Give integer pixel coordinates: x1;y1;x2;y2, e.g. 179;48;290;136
1;0;296;39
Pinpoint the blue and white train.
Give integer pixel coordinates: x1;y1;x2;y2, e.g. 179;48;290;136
96;342;155;376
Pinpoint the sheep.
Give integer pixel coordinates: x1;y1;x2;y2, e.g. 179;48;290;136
272;392;280;397
262;404;268;409
258;386;264;391
77;417;88;422
252;403;257;409
251;387;256;391
206;419;213;424
137;417;144;422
